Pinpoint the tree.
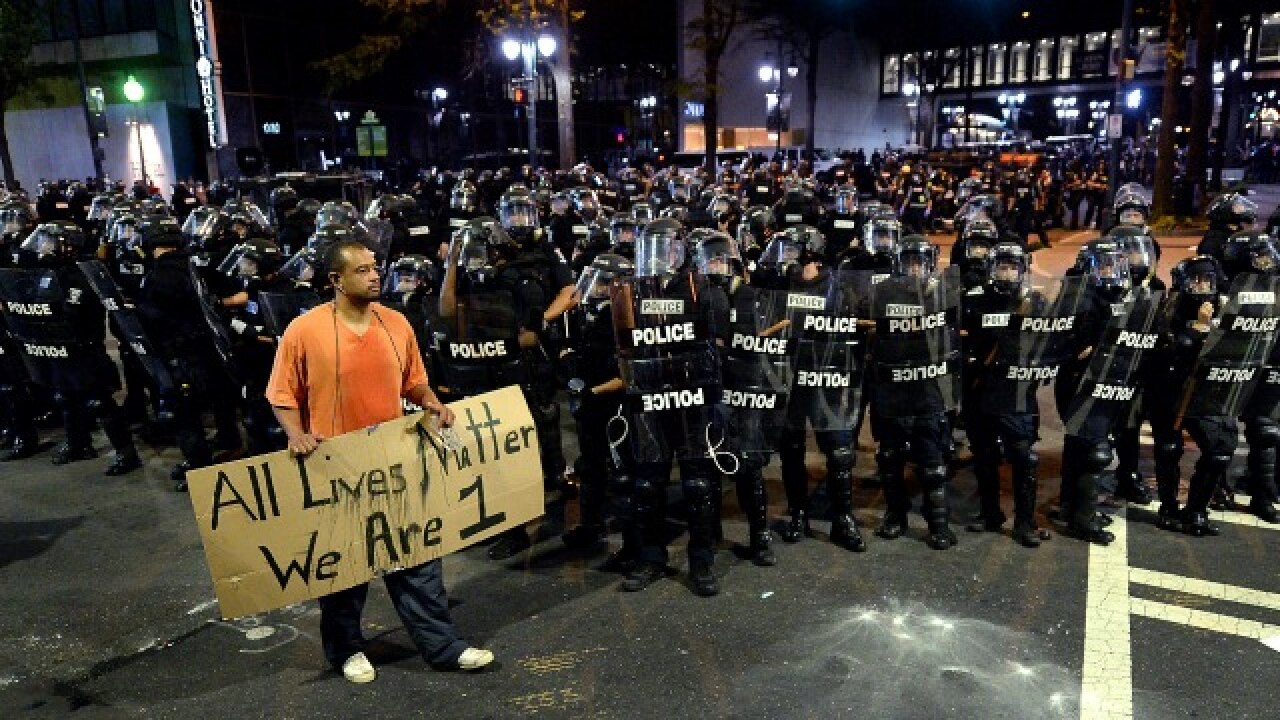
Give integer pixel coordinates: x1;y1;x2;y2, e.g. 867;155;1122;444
745;0;850;159
1152;0;1189;219
477;0;584;171
314;0;583;171
685;0;743;170
0;0;46;188
1185;0;1216;209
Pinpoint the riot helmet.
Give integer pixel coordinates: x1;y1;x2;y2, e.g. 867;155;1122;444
220;236;284;279
1;202;35;242
895;235;938;280
499;190;540;245
269;184;300;224
574;252;633;307
1112;189;1150;228
1171;255;1224;302
609;214;641;253
1222;231;1280;278
450;181;478;212
634;217;685;277
834;188;858;216
692;230;743;283
986;241;1029;295
1079;240;1131;294
181;205;223;249
314;200;361;231
1108;226;1159;283
222;198;270;233
19;222;89;265
668;176;691;203
572;188;601;222
1206;192;1258;232
135;215;184;257
279;247;321;285
630;202;655;223
382;253;439;299
863;217;902;257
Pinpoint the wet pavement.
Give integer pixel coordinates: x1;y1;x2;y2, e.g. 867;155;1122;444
2;220;1279;719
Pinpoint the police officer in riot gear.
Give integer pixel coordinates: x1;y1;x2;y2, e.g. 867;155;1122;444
614;218;728;595
759;225;869;553
1198;192;1258;261
820;187;861;259
869;235;962;549
2;222;142;475
951;218;1001;290
1106;226;1165;504
1222;232;1280;521
438;217;575;560
1056;240;1163;544
560;253;640;567
1146;255;1275;535
963;243;1082;547
134;216;220;489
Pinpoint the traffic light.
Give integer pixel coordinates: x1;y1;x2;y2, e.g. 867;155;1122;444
615;131;626;144
513;87;528;106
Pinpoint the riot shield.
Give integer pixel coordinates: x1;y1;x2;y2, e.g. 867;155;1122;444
869;268;963;419
721;286;792;457
611;273;722;463
1244;340;1280;421
1062;287;1164;435
258;289;321;339
187;261;237;372
1176;274;1280;420
978;276;1087;414
76;260;175;396
0;268;95;392
439;285;526;398
787;268;870;431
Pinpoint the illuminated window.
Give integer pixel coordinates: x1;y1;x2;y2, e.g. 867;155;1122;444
943;48;962;88
987;43;1006;84
1010;41;1030;82
883;55;900;93
1033;39;1055;81
970;45;985;86
1259;12;1280;62
1059;36;1079;79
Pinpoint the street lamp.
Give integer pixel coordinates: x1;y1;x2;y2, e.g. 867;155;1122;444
999;92;1026;136
758;49;798;160
122;75;147;186
500;31;557;169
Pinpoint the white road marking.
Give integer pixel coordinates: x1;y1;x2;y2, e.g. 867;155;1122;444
1129;598;1280;650
1129;568;1280;611
1080;509;1132;720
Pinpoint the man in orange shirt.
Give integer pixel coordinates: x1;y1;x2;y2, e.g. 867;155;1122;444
266;238;493;683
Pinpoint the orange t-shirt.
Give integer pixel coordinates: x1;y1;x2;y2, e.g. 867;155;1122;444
265;302;429;437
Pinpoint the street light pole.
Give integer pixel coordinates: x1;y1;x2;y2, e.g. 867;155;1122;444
123;75;147;188
524;43;538;169
1109;0;1136;206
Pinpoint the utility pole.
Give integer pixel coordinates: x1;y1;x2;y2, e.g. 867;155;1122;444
525;0;539;169
1108;0;1135;206
68;1;104;181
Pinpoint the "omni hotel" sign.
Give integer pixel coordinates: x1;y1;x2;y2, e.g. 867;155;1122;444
190;0;227;150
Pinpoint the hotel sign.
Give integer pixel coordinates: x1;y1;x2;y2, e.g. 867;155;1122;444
190;0;227;149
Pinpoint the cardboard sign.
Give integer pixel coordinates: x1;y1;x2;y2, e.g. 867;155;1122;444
187;386;544;619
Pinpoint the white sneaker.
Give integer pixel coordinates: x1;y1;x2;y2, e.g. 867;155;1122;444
342;652;377;683
456;647;494;671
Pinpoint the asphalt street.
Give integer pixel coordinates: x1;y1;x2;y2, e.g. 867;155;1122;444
2;200;1279;719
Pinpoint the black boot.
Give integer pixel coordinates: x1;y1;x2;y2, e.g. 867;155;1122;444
487;527;533;559
780;508;811;543
966;456;1007;533
51;442;96;465
1065;473;1114;545
1245;441;1278;523
689;563;719;597
736;470;776;565
1011;467;1041;548
621;562;667;592
1156;502;1182;531
1181;471;1221;537
0;432;38;461
827;469;867;552
924;486;957;550
104;449;142;476
1114;470;1154;505
748;531;777;566
561;524;606;551
876;462;909;540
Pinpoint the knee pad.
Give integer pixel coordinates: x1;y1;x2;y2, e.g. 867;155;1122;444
1245;419;1280;449
682;471;713;504
632;473;658;501
828;444;855;473
1008;441;1038;471
920;464;949;489
1201;452;1233;475
1084;441;1113;473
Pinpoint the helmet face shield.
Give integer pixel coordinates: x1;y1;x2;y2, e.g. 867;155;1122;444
986;244;1028;294
758;236;801;268
280;249;319;283
635;230;684;277
19;228;59;259
1119;234;1157;279
1117;207;1147;226
693;235;740;278
864;220;901;256
610;219;639;248
500;198;539;231
896;245;937;279
1083;249;1131;290
834;191;857;215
